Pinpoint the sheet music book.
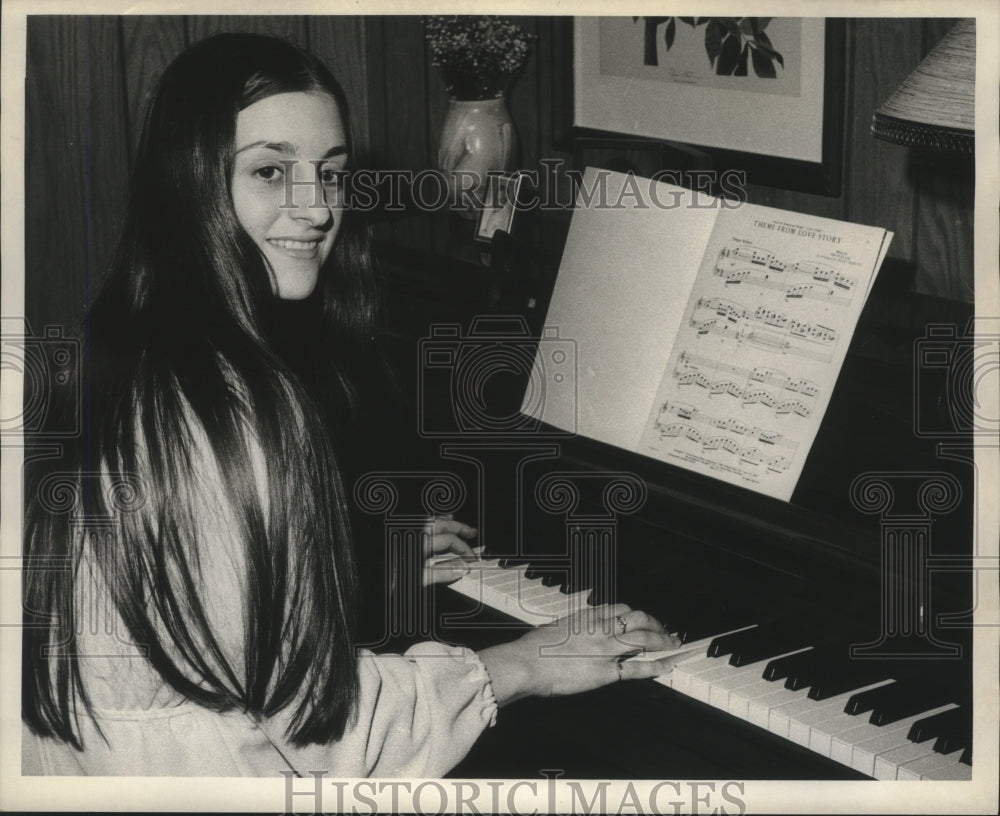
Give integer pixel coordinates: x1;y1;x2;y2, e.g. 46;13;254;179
524;167;893;501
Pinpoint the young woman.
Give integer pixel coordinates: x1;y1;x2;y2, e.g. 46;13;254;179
21;32;680;777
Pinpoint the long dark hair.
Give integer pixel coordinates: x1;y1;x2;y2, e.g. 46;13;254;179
23;33;370;749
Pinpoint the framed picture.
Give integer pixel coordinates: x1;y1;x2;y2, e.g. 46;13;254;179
475;172;526;243
572;17;845;195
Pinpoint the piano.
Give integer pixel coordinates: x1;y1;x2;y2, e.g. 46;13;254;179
364;211;979;781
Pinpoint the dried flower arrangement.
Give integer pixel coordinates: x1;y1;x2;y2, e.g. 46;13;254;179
425;16;534;100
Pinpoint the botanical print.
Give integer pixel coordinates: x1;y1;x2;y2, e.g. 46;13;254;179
598;16;802;98
635;17;785;78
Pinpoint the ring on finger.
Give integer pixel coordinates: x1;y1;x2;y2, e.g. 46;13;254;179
615;614;628;635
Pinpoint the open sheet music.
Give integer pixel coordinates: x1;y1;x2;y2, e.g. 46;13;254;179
526;168;893;501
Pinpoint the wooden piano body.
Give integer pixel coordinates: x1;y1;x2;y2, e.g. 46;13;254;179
359;216;980;781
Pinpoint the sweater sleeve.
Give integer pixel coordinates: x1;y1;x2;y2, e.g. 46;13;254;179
253;642;498;778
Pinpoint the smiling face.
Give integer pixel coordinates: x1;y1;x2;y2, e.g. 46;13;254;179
231;91;347;300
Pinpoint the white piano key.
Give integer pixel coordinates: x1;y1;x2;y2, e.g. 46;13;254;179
518;591;564;615
528;595;573;615
517;580;554;601
786;680;894;748
447;569;565;625
851;722;915;776
921;759;973;780
670;665;699;696
791;702;855;750
653;671;676;690
634;629;754;670
809;709;867;758
672;655;723;698
427;546;486;566
558;590;593;618
504;599;558;625
570;589;596;609
446;571;491;602
748;686;809;730
689;659;745;704
481;570;522;590
897;748;965;781
634;640;728;691
729;676;780;720
829;704;957;768
768;694;824;739
708;663;770;710
631;624;755;702
873;740;941;780
703;648;810;711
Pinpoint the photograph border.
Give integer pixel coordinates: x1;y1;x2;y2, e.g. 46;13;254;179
1;2;997;814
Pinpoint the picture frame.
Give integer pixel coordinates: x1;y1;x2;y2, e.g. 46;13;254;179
474;171;526;243
570;17;846;195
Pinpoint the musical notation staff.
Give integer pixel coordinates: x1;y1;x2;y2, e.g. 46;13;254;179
689;318;835;364
672;351;818;418
694;297;838;344
714;246;857;305
656;402;798;452
653;423;793;473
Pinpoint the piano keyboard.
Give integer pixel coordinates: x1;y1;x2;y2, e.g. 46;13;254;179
440;555;973;781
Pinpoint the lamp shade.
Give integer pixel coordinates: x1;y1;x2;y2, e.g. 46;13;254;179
871;19;975;153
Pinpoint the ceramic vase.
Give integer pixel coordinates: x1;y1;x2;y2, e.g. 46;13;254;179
437;97;515;218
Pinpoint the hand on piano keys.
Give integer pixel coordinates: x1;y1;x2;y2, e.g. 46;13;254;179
442;552;974;780
477;602;690;704
421;515;480;586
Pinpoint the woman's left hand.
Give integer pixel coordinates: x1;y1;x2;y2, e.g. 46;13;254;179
422;514;479;586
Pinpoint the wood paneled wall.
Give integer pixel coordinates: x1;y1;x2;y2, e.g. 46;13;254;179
23;15;974;335
24;15;367;333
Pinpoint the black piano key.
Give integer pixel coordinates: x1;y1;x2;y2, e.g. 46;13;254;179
674;598;757;644
540;571;565;587
805;658;901;701
709;625;762;658
633;588;718;628
725;622;818;667
772;640;858;688
844;681;898;715
764;648;818;682
869;679;961;726
498;555;531;569
782;646;843;690
562;573;594;595
664;592;745;634
960;745;972;766
827;658;959;705
933;730;969;755
907;706;964;742
929;707;971;755
524;564;567;586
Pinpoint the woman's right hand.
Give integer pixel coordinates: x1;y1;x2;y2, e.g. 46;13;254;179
477;604;687;705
